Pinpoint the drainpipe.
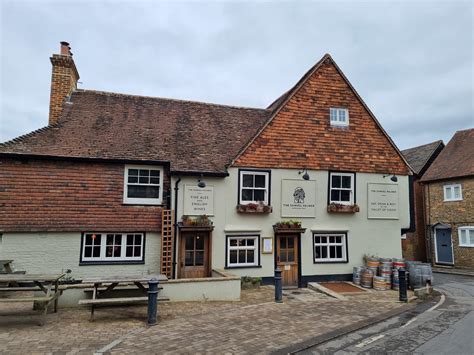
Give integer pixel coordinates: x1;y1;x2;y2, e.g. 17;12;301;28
172;177;181;279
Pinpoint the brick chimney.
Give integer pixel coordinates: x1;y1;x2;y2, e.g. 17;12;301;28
48;41;80;125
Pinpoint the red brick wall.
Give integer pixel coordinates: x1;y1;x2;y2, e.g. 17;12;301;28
402;178;427;261
0;158;166;232
425;177;474;268
234;58;409;175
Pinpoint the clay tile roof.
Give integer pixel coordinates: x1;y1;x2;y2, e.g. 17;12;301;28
401;140;444;176
0;90;270;174
421;128;474;182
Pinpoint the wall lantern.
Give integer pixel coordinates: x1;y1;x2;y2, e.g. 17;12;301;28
197;174;206;188
383;174;398;182
298;169;310;181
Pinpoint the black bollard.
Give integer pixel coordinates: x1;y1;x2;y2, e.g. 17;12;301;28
147;277;159;326
399;268;408;302
275;267;283;303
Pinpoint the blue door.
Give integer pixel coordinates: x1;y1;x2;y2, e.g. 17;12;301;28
436;228;453;264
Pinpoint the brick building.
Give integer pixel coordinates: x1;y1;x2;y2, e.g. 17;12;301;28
401;140;444;261
0;42;412;286
421;129;474;269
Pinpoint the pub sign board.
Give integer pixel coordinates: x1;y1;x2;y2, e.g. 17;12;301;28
183;185;214;216
281;179;316;218
367;183;399;219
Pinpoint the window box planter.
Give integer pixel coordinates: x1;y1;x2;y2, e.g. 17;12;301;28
273;221;306;234
236;203;272;214
181;215;213;227
327;203;360;213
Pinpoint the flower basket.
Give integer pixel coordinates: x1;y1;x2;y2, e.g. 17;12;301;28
327;203;360;213
181;215;213;226
236;203;272;214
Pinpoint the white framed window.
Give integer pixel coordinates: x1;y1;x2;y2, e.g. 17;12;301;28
330;108;349;127
313;233;347;263
124;165;163;205
329;172;354;205
81;232;145;263
226;235;259;267
239;170;270;205
458;227;474;247
443;184;462;201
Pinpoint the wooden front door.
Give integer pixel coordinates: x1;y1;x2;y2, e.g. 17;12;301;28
179;232;210;278
276;234;299;287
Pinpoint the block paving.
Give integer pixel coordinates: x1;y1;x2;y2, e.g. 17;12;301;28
0;286;410;354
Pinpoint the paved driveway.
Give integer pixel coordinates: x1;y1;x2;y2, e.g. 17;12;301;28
0;286;409;354
300;273;474;354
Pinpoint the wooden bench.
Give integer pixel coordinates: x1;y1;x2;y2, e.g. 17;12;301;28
0;292;60;325
0;287;43;292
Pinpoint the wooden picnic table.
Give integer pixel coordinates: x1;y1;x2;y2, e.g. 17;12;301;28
0;273;65;325
79;275;167;321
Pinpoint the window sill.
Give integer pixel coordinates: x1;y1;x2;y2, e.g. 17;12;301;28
459;245;474;248
225;265;262;269
79;260;145;266
313;260;349;264
327;203;360;213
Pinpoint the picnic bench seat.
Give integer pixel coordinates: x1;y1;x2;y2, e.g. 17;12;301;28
0;286;44;292
83;285;163;292
79;296;148;305
0;295;54;303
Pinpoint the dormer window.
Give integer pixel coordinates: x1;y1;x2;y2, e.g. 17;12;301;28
330;108;349;127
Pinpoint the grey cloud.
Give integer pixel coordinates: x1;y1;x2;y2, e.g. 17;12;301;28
1;0;472;150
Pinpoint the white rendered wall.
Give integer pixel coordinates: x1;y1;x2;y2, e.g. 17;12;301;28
0;232;161;279
172;168;409;279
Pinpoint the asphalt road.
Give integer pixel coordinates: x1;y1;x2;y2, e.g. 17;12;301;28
297;272;474;354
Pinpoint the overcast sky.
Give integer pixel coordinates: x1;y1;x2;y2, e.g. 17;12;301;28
0;0;472;150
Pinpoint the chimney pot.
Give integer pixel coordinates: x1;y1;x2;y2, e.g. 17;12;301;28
60;41;71;56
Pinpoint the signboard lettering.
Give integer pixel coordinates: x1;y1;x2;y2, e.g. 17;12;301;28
367;183;399;219
183;185;214;216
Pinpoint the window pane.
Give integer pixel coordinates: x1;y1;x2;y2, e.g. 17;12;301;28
241;189;253;201
247;250;254;263
139;169;149;177
150;177;160;184
338;110;346;121
127;185;159;199
340;190;350;201
185;251;193;266
329;236;335;243
195;235;204;249
238;250;246;263
139;176;149;184
454;186;461;199
242;174;254;187
150;170;160;177
134;234;142;245
331;175;341;188
84;246;92;258
331;190;340;202
315;236;320;244
336;246;342;259
321;246;327;259
469;232;474;245
445;187;452;199
85;234;93;245
287;251;294;262
254;189;265;202
237;239;245;247
341;176;351;188
280;250;287;262
230;239;238;247
185;236;194;250
134;246;141;257
230;250;237;264
287;237;294;249
335;236;342;243
128;176;138;183
330;246;336;258
315;246;321;259
321;236;327;243
127;234;134;245
126;246;133;257
93;246;101;258
254;175;266;188
195;251;204;266
128;169;138;176
280;237;287;249
246;238;254;246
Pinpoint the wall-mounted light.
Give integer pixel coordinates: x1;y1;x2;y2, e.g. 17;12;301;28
383;174;398;182
298;169;310;181
197;174;206;188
